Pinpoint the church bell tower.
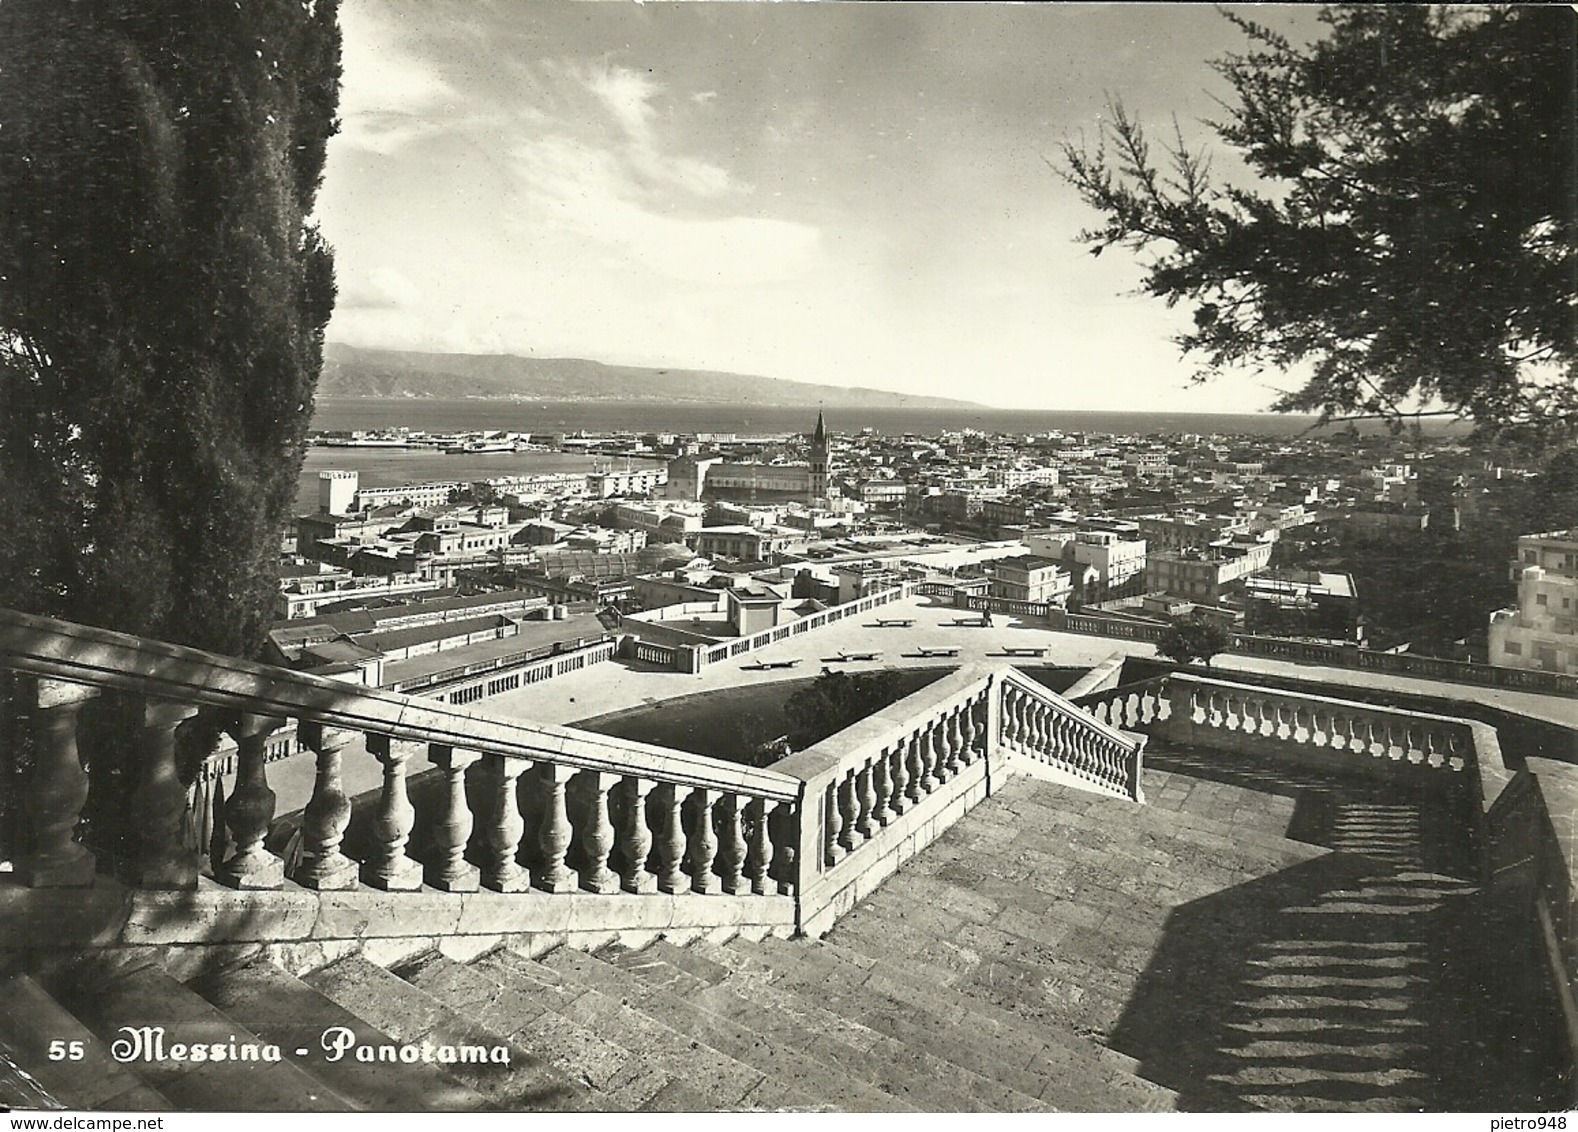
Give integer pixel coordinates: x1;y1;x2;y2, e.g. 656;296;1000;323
809;411;830;505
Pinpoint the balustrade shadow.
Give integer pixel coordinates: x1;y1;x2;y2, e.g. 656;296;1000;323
1142;744;1482;881
1108;745;1560;1112
1108;848;1553;1111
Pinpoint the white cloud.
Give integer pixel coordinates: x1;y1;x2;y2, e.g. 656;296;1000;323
510;134;818;286
336;1;457;153
578;62;661;142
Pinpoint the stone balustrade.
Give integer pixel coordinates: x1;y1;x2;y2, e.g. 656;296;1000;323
1077;672;1482;780
998;670;1145;800
0;607;1150;947
0;610;802;919
772;667;999;936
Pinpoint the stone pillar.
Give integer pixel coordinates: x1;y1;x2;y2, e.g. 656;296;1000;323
870;751;892;829
362;735;424;891
687;787;720;894
480;754;530;892
295;722;360;891
133;699;202;890
18;679;99;887
574;770;619;894
533;762;575;893
426;744;481;892
654;782;687;894
618;776;657;894
217;712;286;889
715;792;747;895
744;797;773;895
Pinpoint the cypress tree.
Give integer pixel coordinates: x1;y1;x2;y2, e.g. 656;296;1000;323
0;0;342;656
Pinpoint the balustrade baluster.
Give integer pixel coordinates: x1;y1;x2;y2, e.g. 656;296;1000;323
426;745;481;892
217;713;285;890
837;771;859;852
19;680;99;888
480;754;531;892
1032;704;1051;760
362;735;424;891
824;778;846;865
133;699;202;890
571;771;619;894
687;787;720;894
1000;688;1019;747
929;718;951;784
853;763;876;841
870;751;892;828
743;797;772;894
962;695;983;763
654;783;687;893
944;709;964;775
715;792;747;894
888;743;910;816
914;729;937;795
295;723;360;890
768;800;796;895
534;762;576;893
618;777;657;893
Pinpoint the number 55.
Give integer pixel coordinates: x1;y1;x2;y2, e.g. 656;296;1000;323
47;1040;85;1061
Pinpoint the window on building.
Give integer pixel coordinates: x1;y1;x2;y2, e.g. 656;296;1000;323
1537;593;1549;606
1505;641;1523;656
1525;550;1538;564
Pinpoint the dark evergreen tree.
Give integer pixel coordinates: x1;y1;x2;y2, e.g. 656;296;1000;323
1156;615;1232;668
0;0;341;656
1059;6;1577;441
783;670;914;751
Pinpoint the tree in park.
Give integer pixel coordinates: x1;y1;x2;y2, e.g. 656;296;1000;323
0;0;342;657
1059;5;1576;441
782;669;914;752
1156;615;1232;668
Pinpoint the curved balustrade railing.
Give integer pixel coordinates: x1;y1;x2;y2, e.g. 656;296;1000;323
1076;672;1481;777
998;670;1145;800
1079;678;1172;733
0;608;801;902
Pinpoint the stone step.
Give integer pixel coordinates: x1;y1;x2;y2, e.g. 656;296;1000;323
593;941;919;1112
395;950;667;1109
604;938;1044;1112
820;896;1137;1043
190;958;497;1112
296;947;596;1111
44;960;356;1112
460;948;767;1111
0;975;170;1112
728;934;1151;1113
821;911;1150;1076
531;945;827;1112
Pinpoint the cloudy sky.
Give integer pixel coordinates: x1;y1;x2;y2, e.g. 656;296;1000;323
317;2;1322;411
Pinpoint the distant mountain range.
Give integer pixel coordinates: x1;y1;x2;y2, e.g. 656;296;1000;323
318;344;978;409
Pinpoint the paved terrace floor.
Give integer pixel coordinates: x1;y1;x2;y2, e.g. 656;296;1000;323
480;593;1577;729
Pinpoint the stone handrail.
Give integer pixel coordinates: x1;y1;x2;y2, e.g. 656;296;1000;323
0;608;799;908
1077;672;1482;779
998;668;1144;801
771;666;998;935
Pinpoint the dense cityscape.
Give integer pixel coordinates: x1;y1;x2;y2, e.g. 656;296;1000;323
277;411;1575;709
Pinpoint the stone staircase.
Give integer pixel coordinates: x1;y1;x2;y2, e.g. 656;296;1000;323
0;745;1560;1112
